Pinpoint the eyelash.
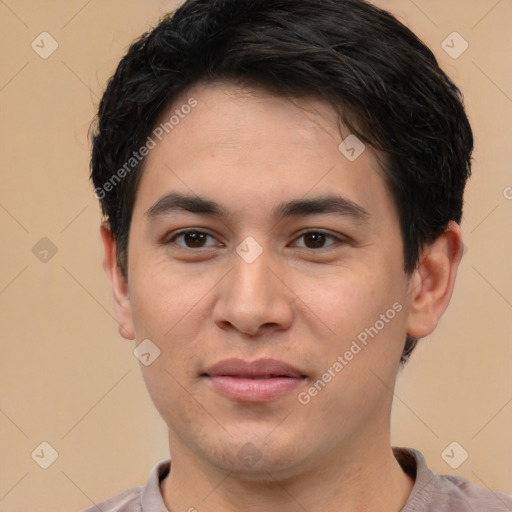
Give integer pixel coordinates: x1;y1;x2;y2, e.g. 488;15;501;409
164;229;345;251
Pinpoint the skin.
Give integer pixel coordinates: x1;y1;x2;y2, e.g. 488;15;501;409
101;81;463;512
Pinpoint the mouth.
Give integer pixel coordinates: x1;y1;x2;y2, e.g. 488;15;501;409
201;358;308;402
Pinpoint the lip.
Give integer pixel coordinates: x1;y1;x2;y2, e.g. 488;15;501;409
202;358;308;402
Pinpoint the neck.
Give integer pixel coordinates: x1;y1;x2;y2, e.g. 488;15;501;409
161;430;414;512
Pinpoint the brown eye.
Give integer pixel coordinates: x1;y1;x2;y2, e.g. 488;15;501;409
166;230;219;249
294;231;339;250
303;232;327;248
182;232;207;248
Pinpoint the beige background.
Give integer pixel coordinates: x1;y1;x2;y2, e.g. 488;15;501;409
0;0;511;510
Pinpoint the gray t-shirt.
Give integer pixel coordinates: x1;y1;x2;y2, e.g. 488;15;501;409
82;447;512;511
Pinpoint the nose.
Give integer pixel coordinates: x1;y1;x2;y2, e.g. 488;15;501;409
212;242;294;337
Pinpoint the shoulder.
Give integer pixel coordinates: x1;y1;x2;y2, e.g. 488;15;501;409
432;472;512;511
80;485;143;512
79;459;171;512
395;447;512;511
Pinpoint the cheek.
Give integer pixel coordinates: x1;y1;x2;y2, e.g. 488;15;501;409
127;262;218;390
128;260;206;338
295;267;382;331
139;360;202;436
302;265;406;358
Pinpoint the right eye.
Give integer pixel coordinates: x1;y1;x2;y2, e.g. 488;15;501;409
164;230;223;249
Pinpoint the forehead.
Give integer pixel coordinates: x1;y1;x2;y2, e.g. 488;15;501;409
133;81;397;228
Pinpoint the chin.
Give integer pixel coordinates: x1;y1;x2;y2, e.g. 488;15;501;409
203;432;308;480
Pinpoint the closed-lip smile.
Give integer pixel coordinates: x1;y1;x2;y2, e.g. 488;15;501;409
202;358;308;402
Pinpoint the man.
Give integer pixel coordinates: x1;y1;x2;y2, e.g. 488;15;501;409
87;0;512;510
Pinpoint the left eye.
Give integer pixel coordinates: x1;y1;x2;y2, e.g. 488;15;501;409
292;231;339;249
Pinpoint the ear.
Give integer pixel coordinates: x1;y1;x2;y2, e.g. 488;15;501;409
100;222;135;340
405;220;464;338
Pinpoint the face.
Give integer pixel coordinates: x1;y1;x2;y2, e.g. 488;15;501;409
116;81;417;479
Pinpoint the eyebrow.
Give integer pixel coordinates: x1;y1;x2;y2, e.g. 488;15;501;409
145;192;370;223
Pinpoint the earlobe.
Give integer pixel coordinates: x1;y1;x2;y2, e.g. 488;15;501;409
405;221;464;339
100;223;136;341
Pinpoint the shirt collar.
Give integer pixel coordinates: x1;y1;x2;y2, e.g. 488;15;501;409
140;458;171;511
